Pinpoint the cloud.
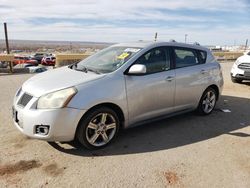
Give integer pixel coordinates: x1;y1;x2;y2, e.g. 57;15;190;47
0;0;249;45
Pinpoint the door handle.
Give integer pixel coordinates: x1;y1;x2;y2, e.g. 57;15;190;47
165;76;174;81
200;70;208;74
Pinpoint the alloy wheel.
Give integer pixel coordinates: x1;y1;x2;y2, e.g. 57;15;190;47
85;113;117;147
202;90;216;114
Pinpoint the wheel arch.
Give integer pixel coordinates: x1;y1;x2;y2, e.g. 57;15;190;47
207;84;220;100
89;102;125;124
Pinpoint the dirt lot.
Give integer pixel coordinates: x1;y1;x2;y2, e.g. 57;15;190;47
0;62;249;188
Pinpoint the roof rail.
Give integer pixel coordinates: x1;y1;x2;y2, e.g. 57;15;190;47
193;42;200;46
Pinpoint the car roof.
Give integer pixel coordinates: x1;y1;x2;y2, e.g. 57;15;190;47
113;41;209;52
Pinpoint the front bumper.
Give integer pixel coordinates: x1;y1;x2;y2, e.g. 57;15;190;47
13;92;86;142
231;73;250;80
231;64;250;80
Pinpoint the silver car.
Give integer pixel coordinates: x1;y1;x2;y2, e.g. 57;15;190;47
12;41;223;149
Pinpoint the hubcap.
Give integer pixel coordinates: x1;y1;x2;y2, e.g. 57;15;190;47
202;91;216;113
86;113;117;147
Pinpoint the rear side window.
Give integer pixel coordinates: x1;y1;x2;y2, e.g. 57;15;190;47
174;48;199;68
198;50;207;64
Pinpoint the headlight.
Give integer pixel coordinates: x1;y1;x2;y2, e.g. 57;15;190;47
16;87;22;97
235;60;240;65
37;87;77;109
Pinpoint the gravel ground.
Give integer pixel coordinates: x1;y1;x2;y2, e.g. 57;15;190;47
0;62;249;188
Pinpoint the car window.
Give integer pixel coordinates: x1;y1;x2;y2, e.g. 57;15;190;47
135;47;170;74
25;64;34;67
198;50;207;64
36;68;42;73
174;48;199;68
77;46;142;73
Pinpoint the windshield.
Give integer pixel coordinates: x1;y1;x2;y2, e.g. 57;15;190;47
76;46;142;73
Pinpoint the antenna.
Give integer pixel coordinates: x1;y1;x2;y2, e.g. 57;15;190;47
245;39;248;50
185;34;188;43
154;32;158;41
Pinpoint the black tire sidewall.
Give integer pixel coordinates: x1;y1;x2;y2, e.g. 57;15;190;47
76;107;120;150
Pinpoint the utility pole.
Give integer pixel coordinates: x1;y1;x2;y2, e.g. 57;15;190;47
4;22;13;73
185;34;188;43
154;32;158;41
245;39;248;50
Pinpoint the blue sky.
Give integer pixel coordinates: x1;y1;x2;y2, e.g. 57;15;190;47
0;0;249;45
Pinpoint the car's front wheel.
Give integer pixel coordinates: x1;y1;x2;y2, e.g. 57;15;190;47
76;107;120;149
197;87;217;115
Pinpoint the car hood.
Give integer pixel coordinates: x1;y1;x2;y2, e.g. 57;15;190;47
237;55;250;63
22;66;105;97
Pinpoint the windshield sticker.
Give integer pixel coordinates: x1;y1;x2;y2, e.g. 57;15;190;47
117;52;130;59
124;48;141;53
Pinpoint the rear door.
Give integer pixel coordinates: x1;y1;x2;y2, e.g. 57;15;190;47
125;47;176;125
172;47;208;111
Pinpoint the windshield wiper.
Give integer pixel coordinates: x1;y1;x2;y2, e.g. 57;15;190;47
69;63;100;74
70;64;88;73
86;67;101;74
69;62;78;69
78;66;88;73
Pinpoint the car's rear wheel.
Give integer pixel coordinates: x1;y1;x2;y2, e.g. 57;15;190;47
231;76;242;83
76;107;119;149
197;87;217;115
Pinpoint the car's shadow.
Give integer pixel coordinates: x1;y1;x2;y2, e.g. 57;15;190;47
48;95;250;156
241;81;250;86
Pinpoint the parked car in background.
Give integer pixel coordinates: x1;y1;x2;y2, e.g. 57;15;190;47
0;61;8;68
28;66;47;73
41;56;56;66
14;63;37;68
13;56;38;66
33;53;50;63
12;41;223;150
14;63;47;73
231;51;250;83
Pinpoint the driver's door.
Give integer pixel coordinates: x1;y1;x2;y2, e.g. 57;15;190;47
125;47;176;125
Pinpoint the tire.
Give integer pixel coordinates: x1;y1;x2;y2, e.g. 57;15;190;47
231;76;242;83
197;87;217;115
76;107;120;150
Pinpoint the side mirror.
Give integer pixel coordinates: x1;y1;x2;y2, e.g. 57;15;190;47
128;64;146;75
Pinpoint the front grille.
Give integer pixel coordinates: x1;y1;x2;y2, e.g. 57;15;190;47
17;93;33;107
238;63;250;70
